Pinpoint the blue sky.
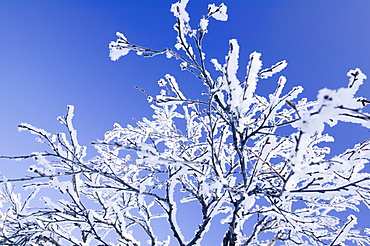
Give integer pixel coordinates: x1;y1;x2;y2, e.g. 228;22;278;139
1;0;370;244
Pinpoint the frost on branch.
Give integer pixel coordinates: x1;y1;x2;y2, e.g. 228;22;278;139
109;32;130;61
2;1;370;246
155;74;186;104
207;3;228;21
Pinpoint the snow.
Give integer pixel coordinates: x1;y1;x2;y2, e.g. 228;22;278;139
208;3;228;21
3;1;370;245
109;32;130;61
199;18;209;32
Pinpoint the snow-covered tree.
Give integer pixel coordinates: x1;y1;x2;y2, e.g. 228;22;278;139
1;1;370;245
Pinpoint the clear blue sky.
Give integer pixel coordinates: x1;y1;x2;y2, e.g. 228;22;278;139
1;0;370;244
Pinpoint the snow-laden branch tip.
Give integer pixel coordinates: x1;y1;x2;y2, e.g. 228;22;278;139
109;32;130;61
208;3;228;21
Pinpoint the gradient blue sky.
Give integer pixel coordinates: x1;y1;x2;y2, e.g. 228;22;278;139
1;0;370;244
